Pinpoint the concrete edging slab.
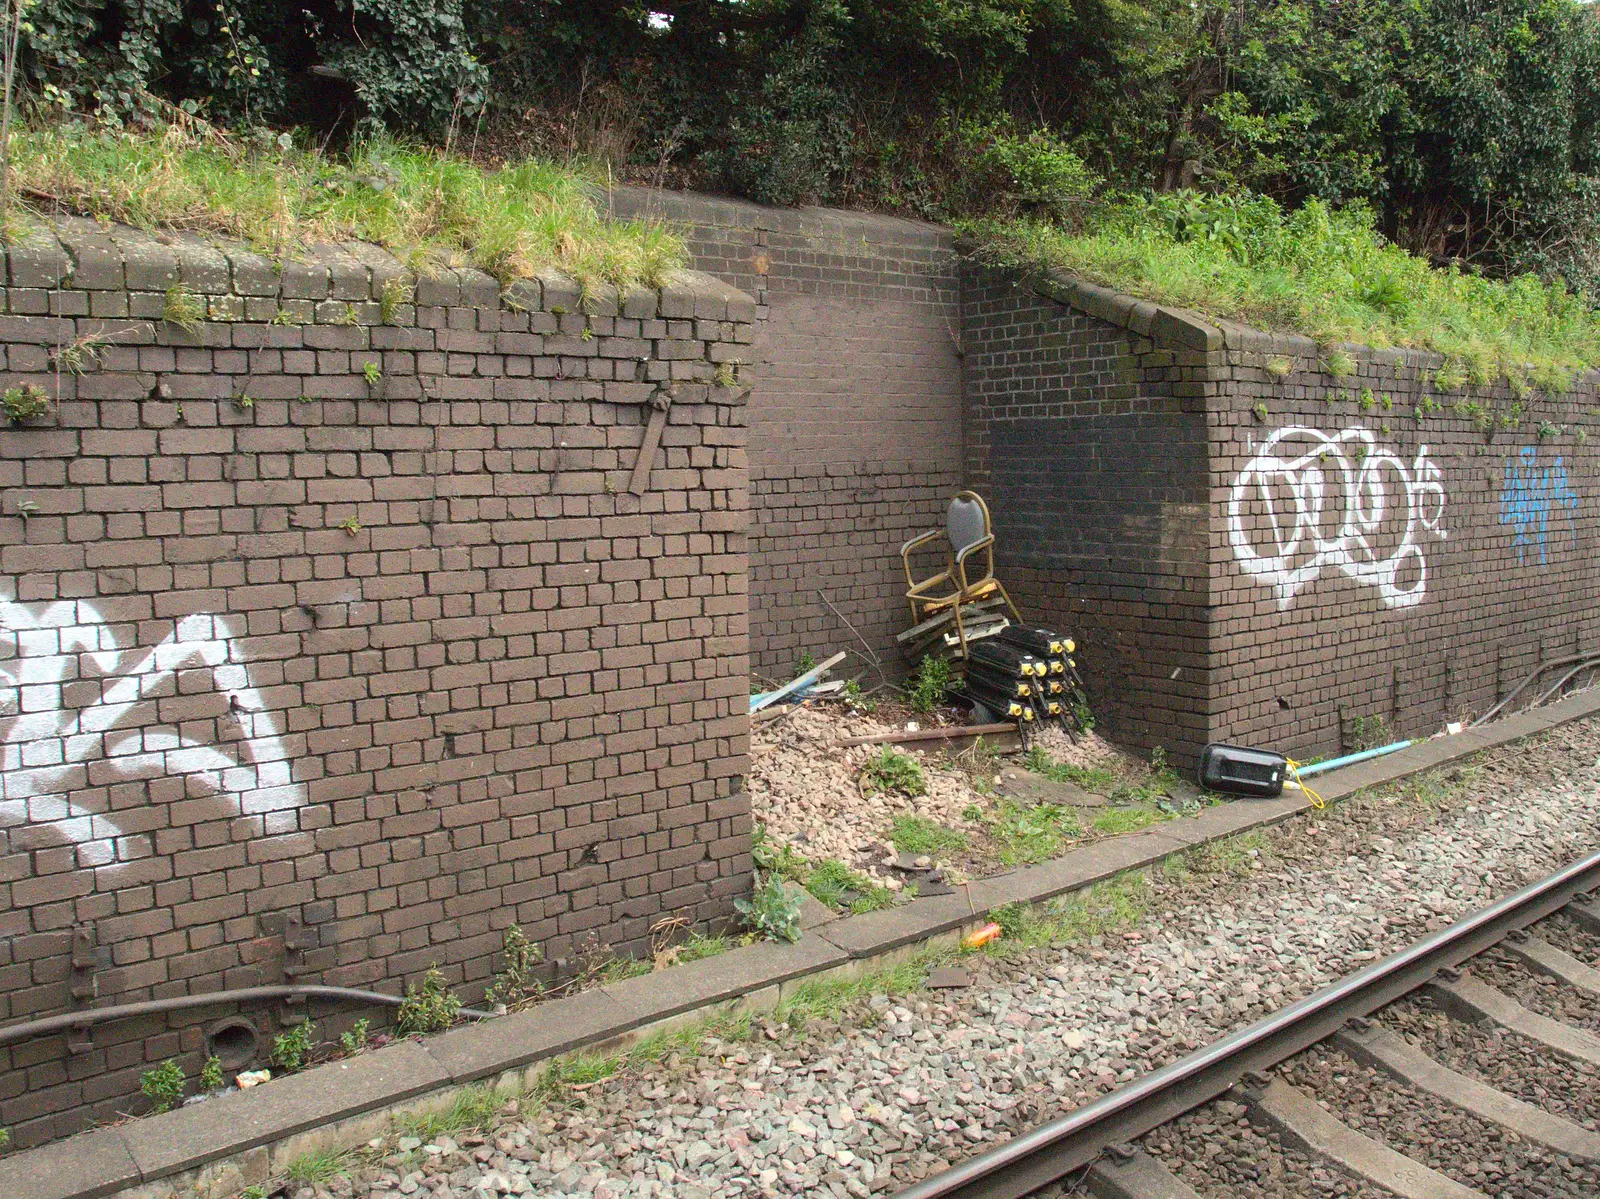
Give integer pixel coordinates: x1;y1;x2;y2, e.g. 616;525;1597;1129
8;687;1600;1199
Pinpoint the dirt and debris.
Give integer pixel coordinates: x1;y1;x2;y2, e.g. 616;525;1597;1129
746;698;1186;899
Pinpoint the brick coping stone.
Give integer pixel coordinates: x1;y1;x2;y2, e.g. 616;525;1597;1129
7;690;1599;1199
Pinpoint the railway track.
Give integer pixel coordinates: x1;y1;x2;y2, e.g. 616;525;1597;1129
893;845;1600;1199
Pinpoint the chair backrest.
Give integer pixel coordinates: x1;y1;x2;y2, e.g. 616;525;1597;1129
947;492;990;554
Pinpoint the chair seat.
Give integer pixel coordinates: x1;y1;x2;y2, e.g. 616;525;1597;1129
911;578;1001;612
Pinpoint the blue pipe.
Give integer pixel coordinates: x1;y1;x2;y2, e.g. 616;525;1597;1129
1293;739;1414;778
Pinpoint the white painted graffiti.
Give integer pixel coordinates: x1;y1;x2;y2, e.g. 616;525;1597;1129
1228;426;1447;609
0;595;303;849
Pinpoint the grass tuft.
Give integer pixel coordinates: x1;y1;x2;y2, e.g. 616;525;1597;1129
887;813;968;857
13;124;685;294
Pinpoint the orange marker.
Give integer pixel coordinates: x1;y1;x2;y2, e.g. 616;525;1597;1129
962;922;1003;949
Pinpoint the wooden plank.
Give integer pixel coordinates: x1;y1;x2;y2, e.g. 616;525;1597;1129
628;403;671;496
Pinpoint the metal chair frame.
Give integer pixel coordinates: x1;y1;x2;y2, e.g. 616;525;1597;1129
900;490;1022;658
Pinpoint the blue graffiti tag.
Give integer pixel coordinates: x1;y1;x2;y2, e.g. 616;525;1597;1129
1499;446;1580;566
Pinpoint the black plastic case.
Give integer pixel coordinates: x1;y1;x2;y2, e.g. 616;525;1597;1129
1197;743;1287;798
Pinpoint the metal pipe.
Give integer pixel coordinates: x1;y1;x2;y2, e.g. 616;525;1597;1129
1292;739;1414;779
1531;661;1600;710
0;985;496;1048
1475;651;1600;727
890;843;1600;1199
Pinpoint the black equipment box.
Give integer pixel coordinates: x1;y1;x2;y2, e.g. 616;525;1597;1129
1197;743;1286;798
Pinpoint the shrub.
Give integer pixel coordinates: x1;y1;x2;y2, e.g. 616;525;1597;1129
903;655;952;713
734;873;805;943
269;1020;317;1073
485;924;543;1007
199;1055;224;1092
396;968;462;1035
858;746;927;797
140;1058;185;1113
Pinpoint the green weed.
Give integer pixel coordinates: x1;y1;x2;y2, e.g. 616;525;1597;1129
485;924;544;1007
858;745;927;797
199;1055;223;1092
804;859;894;914
735;872;804;943
270;1021;317;1073
139;1058;185;1113
379;276;411;323
339;1019;371;1055
751;824;810;883
1;384;50;424
396;969;462;1035
1023;745;1117;793
1091;805;1163;835
284;1148;346;1185
163;283;204;333
903;655;952;712
982;798;1082;864
980;873;1152;954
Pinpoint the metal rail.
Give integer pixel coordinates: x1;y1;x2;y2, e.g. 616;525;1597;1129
892;845;1600;1199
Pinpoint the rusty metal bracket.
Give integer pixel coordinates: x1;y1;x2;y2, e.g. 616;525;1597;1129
628;388;674;496
257;913;312;1023
67;922;98;1054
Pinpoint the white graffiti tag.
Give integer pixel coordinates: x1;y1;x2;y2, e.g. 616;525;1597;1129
1228;427;1447;609
0;595;304;847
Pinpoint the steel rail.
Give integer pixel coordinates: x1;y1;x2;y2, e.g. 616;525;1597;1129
892;845;1600;1199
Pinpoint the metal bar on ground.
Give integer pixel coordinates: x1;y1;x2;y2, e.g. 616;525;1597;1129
836;723;1018;748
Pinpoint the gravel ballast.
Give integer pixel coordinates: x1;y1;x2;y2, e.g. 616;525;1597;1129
1534;912;1600;968
1142;1098;1396;1198
1380;997;1600;1130
309;718;1600;1199
1468;949;1600;1034
1278;1046;1600;1196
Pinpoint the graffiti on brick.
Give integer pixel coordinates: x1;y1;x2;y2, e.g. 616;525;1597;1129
0;596;303;848
1228;426;1447;609
1499;446;1580;567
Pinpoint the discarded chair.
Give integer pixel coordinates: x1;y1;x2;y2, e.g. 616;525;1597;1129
901;490;1022;658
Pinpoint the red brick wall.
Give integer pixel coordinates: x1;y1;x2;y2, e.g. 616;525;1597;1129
0;219;754;1145
606;189;965;680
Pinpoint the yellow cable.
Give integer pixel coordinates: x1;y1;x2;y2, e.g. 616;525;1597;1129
1285;758;1326;810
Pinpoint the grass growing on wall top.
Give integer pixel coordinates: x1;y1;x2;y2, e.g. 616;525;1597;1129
9;123;685;292
965;191;1600;393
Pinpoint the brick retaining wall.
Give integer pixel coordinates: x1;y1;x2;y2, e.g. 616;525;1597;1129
0;220;754;1146
605;189;964;679
963;267;1600;766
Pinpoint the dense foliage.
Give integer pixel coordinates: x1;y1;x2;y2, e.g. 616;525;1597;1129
11;0;1600;301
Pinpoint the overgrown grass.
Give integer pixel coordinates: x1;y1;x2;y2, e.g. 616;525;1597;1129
888;813;969;857
1023;745;1117;793
985;872;1152;952
11;123;684;292
804;859;895;914
1091;805;1164;835
967;192;1600;392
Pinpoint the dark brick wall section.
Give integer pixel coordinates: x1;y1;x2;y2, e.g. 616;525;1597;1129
963;265;1600;767
1208;336;1600;759
606;188;965;679
0;219;754;1146
962;269;1212;759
